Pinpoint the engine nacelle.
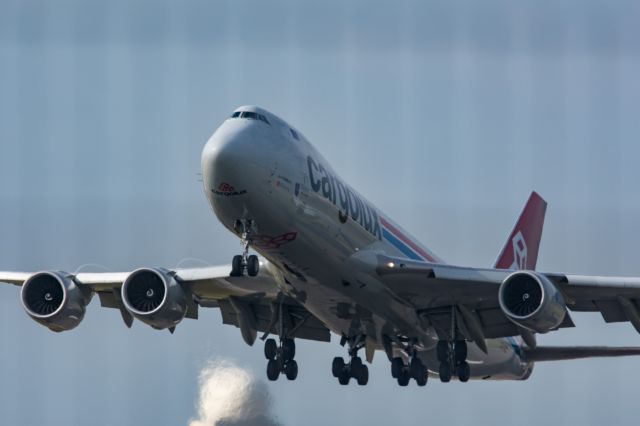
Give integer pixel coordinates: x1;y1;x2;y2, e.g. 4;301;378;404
121;268;188;330
21;271;91;332
498;271;567;333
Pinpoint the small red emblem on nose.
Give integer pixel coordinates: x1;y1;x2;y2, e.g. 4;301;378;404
218;182;235;193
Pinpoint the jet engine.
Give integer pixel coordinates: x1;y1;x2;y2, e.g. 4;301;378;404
21;271;91;332
121;268;188;330
498;271;566;333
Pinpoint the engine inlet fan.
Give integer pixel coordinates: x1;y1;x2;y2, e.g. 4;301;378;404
23;274;64;316
501;274;542;317
124;271;166;313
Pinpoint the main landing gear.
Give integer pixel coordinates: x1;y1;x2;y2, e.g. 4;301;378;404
390;342;428;387
437;340;470;383
264;337;298;381
332;336;369;386
230;219;259;277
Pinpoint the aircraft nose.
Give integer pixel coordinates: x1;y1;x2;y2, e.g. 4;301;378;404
202;132;237;172
200;121;263;197
201;135;240;195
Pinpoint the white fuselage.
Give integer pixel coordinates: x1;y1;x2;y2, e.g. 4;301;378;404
201;106;532;380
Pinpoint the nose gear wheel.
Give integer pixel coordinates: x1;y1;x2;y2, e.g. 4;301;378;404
230;219;259;277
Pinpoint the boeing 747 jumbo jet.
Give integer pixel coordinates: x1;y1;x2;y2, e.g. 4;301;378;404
4;106;640;386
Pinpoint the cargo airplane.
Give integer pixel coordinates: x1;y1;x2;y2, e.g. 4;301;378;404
4;106;640;386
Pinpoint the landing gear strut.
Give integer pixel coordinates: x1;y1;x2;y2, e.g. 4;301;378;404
332;335;369;386
264;337;298;381
437;340;470;383
390;342;428;386
230;219;259;277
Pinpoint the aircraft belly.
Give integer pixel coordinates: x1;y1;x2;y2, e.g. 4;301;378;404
246;214;401;347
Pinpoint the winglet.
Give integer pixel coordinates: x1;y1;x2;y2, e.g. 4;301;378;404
493;192;547;270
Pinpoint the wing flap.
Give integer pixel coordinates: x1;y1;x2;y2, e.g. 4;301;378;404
594;300;628;323
218;297;331;343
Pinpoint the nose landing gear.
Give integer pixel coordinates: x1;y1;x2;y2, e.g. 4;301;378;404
230;219;259;277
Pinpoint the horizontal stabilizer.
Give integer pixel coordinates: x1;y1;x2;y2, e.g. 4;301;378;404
524;346;640;362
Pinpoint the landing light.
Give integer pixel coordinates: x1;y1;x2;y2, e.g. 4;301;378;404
387;262;396;268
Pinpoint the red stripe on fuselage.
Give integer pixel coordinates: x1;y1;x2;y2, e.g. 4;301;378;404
379;217;437;263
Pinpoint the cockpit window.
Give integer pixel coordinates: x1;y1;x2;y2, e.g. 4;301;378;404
234;111;270;125
290;129;299;140
241;111;258;120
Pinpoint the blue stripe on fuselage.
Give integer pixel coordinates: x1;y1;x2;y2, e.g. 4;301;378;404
382;228;422;261
506;336;522;358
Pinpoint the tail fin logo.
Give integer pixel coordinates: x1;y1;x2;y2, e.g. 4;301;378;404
510;231;528;270
493;192;547;271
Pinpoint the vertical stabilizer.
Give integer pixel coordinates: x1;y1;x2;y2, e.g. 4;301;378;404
493;192;547;270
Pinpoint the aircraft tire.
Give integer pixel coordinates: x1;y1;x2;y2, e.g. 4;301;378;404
457;362;471;382
437;341;450;363
267;359;280;381
454;340;468;363
350;358;363;381
356;365;369;386
439;362;452;383
397;370;410;386
391;357;404;378
410;358;424;380
247;255;259;277
332;357;345;378
415;371;428;387
285;360;298;380
231;255;243;276
282;338;296;361
338;371;350;385
264;338;277;360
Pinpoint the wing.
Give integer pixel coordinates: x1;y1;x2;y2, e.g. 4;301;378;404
523;346;640;362
0;260;330;344
373;253;640;349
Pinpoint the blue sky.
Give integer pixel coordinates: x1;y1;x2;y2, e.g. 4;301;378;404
1;1;640;425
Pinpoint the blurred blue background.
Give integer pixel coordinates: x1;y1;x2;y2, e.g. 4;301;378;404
1;0;640;424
